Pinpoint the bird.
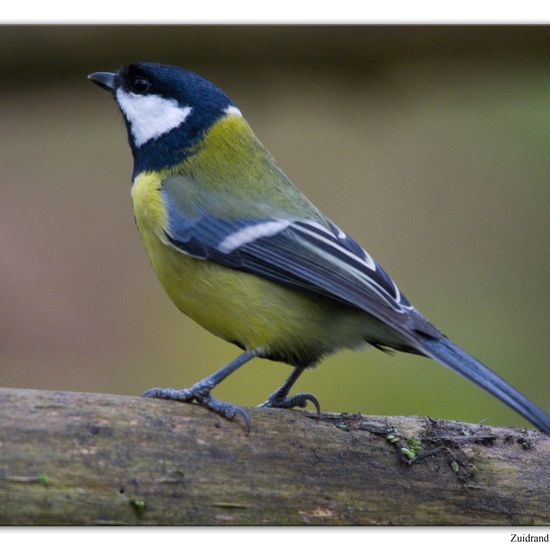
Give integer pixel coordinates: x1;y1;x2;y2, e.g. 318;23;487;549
88;62;550;434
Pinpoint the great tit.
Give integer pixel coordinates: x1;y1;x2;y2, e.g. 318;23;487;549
89;62;550;434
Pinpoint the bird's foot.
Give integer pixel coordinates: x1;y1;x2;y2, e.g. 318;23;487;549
258;392;321;416
143;385;251;433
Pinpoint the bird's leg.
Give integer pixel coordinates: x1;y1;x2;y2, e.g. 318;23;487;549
143;349;260;431
258;367;321;416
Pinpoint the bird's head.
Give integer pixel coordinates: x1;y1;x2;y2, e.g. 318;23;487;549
88;62;240;175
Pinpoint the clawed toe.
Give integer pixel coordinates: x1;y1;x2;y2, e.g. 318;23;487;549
143;385;251;432
259;391;321;416
197;393;251;433
142;387;193;402
141;351;259;431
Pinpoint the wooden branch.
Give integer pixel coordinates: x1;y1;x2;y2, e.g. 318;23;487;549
0;387;548;525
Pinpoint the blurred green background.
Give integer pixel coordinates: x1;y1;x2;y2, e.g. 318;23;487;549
2;26;550;429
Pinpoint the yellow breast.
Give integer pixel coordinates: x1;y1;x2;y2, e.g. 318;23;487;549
131;170;284;348
130;171;371;365
131;172;167;238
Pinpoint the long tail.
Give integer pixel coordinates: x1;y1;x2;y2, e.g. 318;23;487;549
419;337;550;435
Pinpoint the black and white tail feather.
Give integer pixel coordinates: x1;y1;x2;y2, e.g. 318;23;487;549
162;181;550;434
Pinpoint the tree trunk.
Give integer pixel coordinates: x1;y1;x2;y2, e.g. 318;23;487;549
0;387;548;525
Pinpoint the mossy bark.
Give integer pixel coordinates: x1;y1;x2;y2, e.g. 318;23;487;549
0;387;548;525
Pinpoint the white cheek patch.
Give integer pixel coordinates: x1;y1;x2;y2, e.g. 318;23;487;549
116;89;192;147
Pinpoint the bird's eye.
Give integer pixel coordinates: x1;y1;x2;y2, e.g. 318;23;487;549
132;77;151;94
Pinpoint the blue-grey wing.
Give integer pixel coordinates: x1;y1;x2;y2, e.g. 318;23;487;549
162;186;441;342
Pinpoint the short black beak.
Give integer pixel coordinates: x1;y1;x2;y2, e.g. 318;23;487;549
88;71;118;92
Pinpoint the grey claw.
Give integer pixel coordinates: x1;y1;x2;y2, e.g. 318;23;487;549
258;391;321;416
233;406;252;434
298;393;321;417
197;393;251;433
